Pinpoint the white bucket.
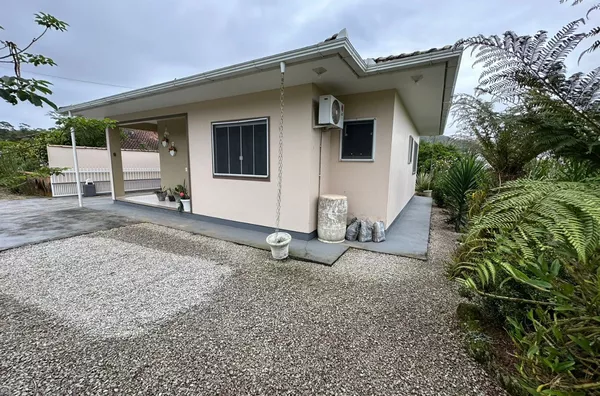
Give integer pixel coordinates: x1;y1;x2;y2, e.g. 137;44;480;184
266;232;292;260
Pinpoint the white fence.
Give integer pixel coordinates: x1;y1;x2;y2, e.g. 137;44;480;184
50;168;161;197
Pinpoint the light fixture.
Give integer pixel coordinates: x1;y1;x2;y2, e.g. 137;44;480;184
312;67;328;78
169;141;177;156
161;126;169;147
411;74;423;85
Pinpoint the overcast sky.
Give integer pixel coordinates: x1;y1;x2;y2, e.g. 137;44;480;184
1;0;598;133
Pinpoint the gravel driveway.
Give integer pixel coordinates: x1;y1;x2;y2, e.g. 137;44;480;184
0;208;505;395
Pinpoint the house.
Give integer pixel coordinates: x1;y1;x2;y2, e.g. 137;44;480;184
60;29;462;241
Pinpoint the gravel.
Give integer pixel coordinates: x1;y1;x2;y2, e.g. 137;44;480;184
0;209;507;395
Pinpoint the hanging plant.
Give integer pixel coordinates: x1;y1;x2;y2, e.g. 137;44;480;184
168;143;177;156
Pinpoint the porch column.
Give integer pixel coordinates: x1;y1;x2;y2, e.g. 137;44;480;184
106;127;124;199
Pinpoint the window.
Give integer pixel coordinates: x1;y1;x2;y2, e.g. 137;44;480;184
340;119;375;161
408;135;414;164
212;118;269;178
412;141;419;175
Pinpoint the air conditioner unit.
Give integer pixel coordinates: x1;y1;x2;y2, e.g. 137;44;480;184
318;95;344;128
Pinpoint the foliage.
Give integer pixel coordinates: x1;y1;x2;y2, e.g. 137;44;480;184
449;179;600;394
525;157;600;181
415;172;433;192
1;13;68;109
51;114;117;147
455;21;600;168
441;155;486;231
452;95;542;182
417;140;463;175
560;0;600;58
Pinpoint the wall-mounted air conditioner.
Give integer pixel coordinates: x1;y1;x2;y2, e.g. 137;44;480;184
318;95;344;129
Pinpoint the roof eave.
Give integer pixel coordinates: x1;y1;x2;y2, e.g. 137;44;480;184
59;39;463;115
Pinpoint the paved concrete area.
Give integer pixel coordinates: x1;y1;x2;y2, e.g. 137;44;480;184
0;195;431;263
92;199;349;265
0;209;507;395
345;196;433;259
0;197;135;251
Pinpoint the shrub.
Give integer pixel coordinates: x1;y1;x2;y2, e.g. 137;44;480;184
441;155;486;231
449;179;600;394
415;172;433;192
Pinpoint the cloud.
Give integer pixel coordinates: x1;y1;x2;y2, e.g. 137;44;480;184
1;0;597;131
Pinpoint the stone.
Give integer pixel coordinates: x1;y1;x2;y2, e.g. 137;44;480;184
317;194;348;243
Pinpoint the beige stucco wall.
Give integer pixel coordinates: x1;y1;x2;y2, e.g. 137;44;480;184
157;117;189;190
47;145;159;169
105;85;418;233
326;90;396;223
386;92;419;226
109;84;316;233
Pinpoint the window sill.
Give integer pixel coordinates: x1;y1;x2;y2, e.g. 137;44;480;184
213;174;270;182
339;158;375;162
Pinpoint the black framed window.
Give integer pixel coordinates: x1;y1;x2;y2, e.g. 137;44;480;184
340;119;375;161
408;135;414;164
212;118;268;178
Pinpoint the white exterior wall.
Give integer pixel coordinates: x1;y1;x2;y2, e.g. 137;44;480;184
47;145;159;169
386;92;419;226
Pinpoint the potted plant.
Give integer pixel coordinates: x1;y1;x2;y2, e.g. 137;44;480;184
155;186;168;201
161;136;169;147
415;172;433;197
175;180;190;212
266;232;292;260
166;188;176;202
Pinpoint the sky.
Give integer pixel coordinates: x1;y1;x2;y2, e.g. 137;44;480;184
1;0;598;133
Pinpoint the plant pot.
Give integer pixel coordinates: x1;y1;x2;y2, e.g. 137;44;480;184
167;195;176;202
180;198;191;212
169;149;176;157
266;232;292;260
155;191;167;201
423;190;432;198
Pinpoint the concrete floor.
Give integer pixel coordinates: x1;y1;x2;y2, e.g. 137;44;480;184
0;195;432;264
344;196;432;259
0;197;136;251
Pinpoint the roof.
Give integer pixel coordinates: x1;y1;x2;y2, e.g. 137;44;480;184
372;45;454;64
60;29;462;135
322;30;454;65
121;129;158;151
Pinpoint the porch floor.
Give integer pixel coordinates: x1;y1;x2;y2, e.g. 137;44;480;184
122;193;184;211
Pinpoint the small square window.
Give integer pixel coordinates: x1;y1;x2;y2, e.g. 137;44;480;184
340;119;375;161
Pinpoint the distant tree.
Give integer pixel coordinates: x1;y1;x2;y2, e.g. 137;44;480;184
1;13;68;109
417;140;463;175
51;113;117;147
452;95;541;183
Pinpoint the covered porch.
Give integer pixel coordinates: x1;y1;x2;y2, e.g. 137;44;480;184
106;114;191;212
